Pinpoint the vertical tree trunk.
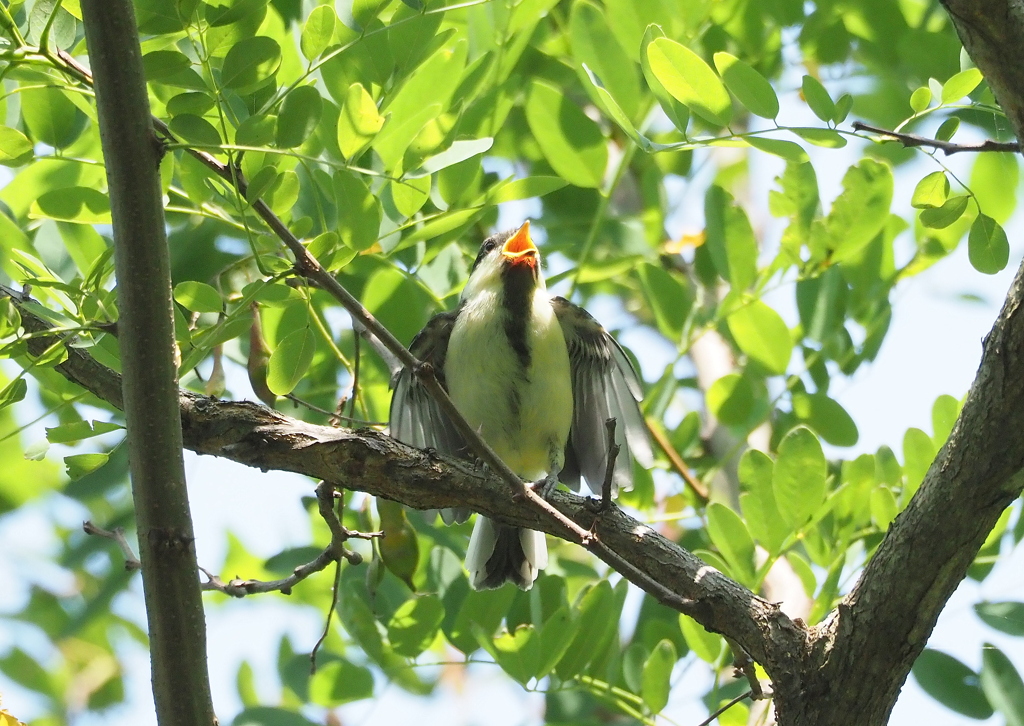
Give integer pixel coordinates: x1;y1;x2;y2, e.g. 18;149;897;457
78;2;216;723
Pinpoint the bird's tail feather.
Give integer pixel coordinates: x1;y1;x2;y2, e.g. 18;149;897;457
465;517;547;590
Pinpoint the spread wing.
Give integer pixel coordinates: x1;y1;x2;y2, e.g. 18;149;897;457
388;309;466;458
552;296;653;495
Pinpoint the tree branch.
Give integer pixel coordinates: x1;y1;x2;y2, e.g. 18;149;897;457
77;2;215;724
851;120;1020;154
4;286;807;678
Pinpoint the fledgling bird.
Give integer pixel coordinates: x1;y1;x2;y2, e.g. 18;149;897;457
389;221;652;590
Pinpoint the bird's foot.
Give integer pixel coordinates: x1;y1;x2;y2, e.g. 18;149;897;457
529;472;559;500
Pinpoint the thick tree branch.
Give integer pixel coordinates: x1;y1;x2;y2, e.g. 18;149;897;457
796;257;1024;722
6;288;807;681
78;2;215;724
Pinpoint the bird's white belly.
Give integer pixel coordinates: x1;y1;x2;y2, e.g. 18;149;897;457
445;291;572;479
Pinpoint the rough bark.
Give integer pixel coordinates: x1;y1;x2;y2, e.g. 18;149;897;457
78;2;215;724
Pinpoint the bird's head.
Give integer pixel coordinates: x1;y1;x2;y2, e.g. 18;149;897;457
462;221;543;300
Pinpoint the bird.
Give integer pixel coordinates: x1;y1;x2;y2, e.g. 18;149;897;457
389;221;652;590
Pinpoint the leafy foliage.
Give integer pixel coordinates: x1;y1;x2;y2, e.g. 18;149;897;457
0;0;1021;723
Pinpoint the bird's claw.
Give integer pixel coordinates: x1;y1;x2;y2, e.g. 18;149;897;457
530;473;559;500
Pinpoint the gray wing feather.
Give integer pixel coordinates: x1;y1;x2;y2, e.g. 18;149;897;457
389;310;470;524
553;296;653;495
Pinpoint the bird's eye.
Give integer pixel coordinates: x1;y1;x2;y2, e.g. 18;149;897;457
483;240;496;253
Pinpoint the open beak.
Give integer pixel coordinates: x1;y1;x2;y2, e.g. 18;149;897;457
502;221;538;266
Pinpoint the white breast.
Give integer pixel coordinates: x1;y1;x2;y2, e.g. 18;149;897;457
445;288;572;479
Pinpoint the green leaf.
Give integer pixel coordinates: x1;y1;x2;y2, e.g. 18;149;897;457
525;80;607;188
301;5;337;61
932;394;960;447
64;452;110;480
913;649;993;719
968;214;1009;275
333;170;381;251
641;639;676;712
738;450;789;554
371;102;440;172
920;195;969;229
772;426;827;528
245;166;279;205
786;552;817;596
0;126;34;166
413;138;493;177
714;52;779;119
646;37;732;126
477;624;538;684
971;152;1018;224
941;68;984;104
389;176;430;218
174;281;223;313
975;602;1024;636
569;0;640;120
746;136;808;163
233;706;320;726
221;36;281;94
169;114;222;147
0;378;27;411
387;595;445;657
911;172;949;209
0;647;53;694
382;39;466;133
276;86;323;148
902;427;935;500
791;127;846;147
555;581;616;678
167;92;215;117
337;83;385;159
142;50;192;82
791;392;858;447
580;64;646;148
823;159;893;263
727;299;792;374
308;659;374;706
446;584;517;654
982;644;1024;726
705;185;757;291
640;25;689;132
31;187;111;224
679;615;722;663
801;75;836;123
534;607;579;679
636;262;691;341
706;373;754;426
21;86;83;148
45;420;122;444
267;328;317;396
936;117;960;142
706;502;756;585
910;86;932;113
266;170;300;216
486;176;567;203
236;114;276;147
869;485;898;529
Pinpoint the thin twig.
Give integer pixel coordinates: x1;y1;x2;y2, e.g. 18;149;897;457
726;636;766;700
200;482;381;597
851;121;1020;155
694;690;753;726
283;393;385;426
646;417;709;503
83;520;141;571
